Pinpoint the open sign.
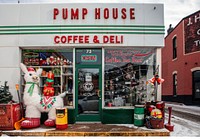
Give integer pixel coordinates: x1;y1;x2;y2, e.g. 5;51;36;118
81;55;97;62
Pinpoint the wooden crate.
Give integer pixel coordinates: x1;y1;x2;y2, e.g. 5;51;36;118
0;103;21;130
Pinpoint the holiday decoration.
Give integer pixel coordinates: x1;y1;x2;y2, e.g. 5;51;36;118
20;63;67;129
145;101;165;129
45;71;54;87
49;56;55;66
150;108;162;119
149;74;164;85
40;58;47;66
57;57;61;66
0;81;13;104
43;87;55;97
147;65;164;101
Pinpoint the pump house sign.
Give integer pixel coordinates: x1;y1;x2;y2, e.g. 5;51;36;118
0;3;164;47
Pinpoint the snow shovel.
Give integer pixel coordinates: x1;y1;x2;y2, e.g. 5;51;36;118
14;84;25;130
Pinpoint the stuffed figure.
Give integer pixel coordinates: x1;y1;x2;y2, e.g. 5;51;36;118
20;63;66;128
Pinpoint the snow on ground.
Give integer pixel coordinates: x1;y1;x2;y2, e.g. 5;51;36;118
112;113;200;137
4;127;55;133
166;113;200;137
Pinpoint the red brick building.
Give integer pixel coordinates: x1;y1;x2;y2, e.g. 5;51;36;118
162;10;200;105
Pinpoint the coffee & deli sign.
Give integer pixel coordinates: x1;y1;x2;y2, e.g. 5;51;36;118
53;7;134;44
0;4;164;47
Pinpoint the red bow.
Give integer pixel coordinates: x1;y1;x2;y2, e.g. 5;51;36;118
149;75;164;85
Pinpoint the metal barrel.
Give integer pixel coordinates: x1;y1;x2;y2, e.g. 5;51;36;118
134;105;145;126
56;108;68;130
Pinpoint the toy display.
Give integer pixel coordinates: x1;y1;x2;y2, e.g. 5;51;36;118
20;63;67;129
23;51;73;66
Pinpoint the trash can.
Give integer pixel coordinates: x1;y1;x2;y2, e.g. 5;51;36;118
56;108;68;130
134;105;145;126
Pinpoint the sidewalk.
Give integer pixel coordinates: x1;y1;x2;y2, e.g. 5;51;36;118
1;123;170;136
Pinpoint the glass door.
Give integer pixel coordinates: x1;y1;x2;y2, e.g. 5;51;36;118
76;66;102;121
75;48;102;121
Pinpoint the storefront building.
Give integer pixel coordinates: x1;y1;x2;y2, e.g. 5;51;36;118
162;10;200;105
0;3;164;123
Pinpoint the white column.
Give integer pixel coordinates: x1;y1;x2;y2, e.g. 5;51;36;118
156;48;162;101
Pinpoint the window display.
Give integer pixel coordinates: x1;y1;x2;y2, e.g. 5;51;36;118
21;49;73;107
104;48;156;107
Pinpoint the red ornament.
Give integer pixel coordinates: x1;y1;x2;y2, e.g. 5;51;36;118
43;86;55;96
47;72;54;79
27;67;35;72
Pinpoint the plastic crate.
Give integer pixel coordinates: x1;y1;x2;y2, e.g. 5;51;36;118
0;103;21;130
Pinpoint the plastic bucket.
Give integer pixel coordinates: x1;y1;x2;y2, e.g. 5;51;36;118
134;105;145;126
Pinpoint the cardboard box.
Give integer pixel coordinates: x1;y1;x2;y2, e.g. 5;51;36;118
0;103;21;130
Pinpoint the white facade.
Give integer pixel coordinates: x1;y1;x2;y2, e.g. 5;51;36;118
0;3;164;101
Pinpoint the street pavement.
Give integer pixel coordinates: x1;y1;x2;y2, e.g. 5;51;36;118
165;101;200;124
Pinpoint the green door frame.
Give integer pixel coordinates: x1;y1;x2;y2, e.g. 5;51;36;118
75;64;102;122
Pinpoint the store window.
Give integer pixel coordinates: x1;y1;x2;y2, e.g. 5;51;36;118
21;49;73;107
173;73;177;96
172;36;177;59
104;48;156;107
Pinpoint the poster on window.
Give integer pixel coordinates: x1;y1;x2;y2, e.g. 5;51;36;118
105;48;156;67
184;11;200;54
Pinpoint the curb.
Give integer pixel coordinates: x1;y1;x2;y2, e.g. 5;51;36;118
2;130;170;136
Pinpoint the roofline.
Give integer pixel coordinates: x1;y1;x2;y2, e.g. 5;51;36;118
165;10;200;38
